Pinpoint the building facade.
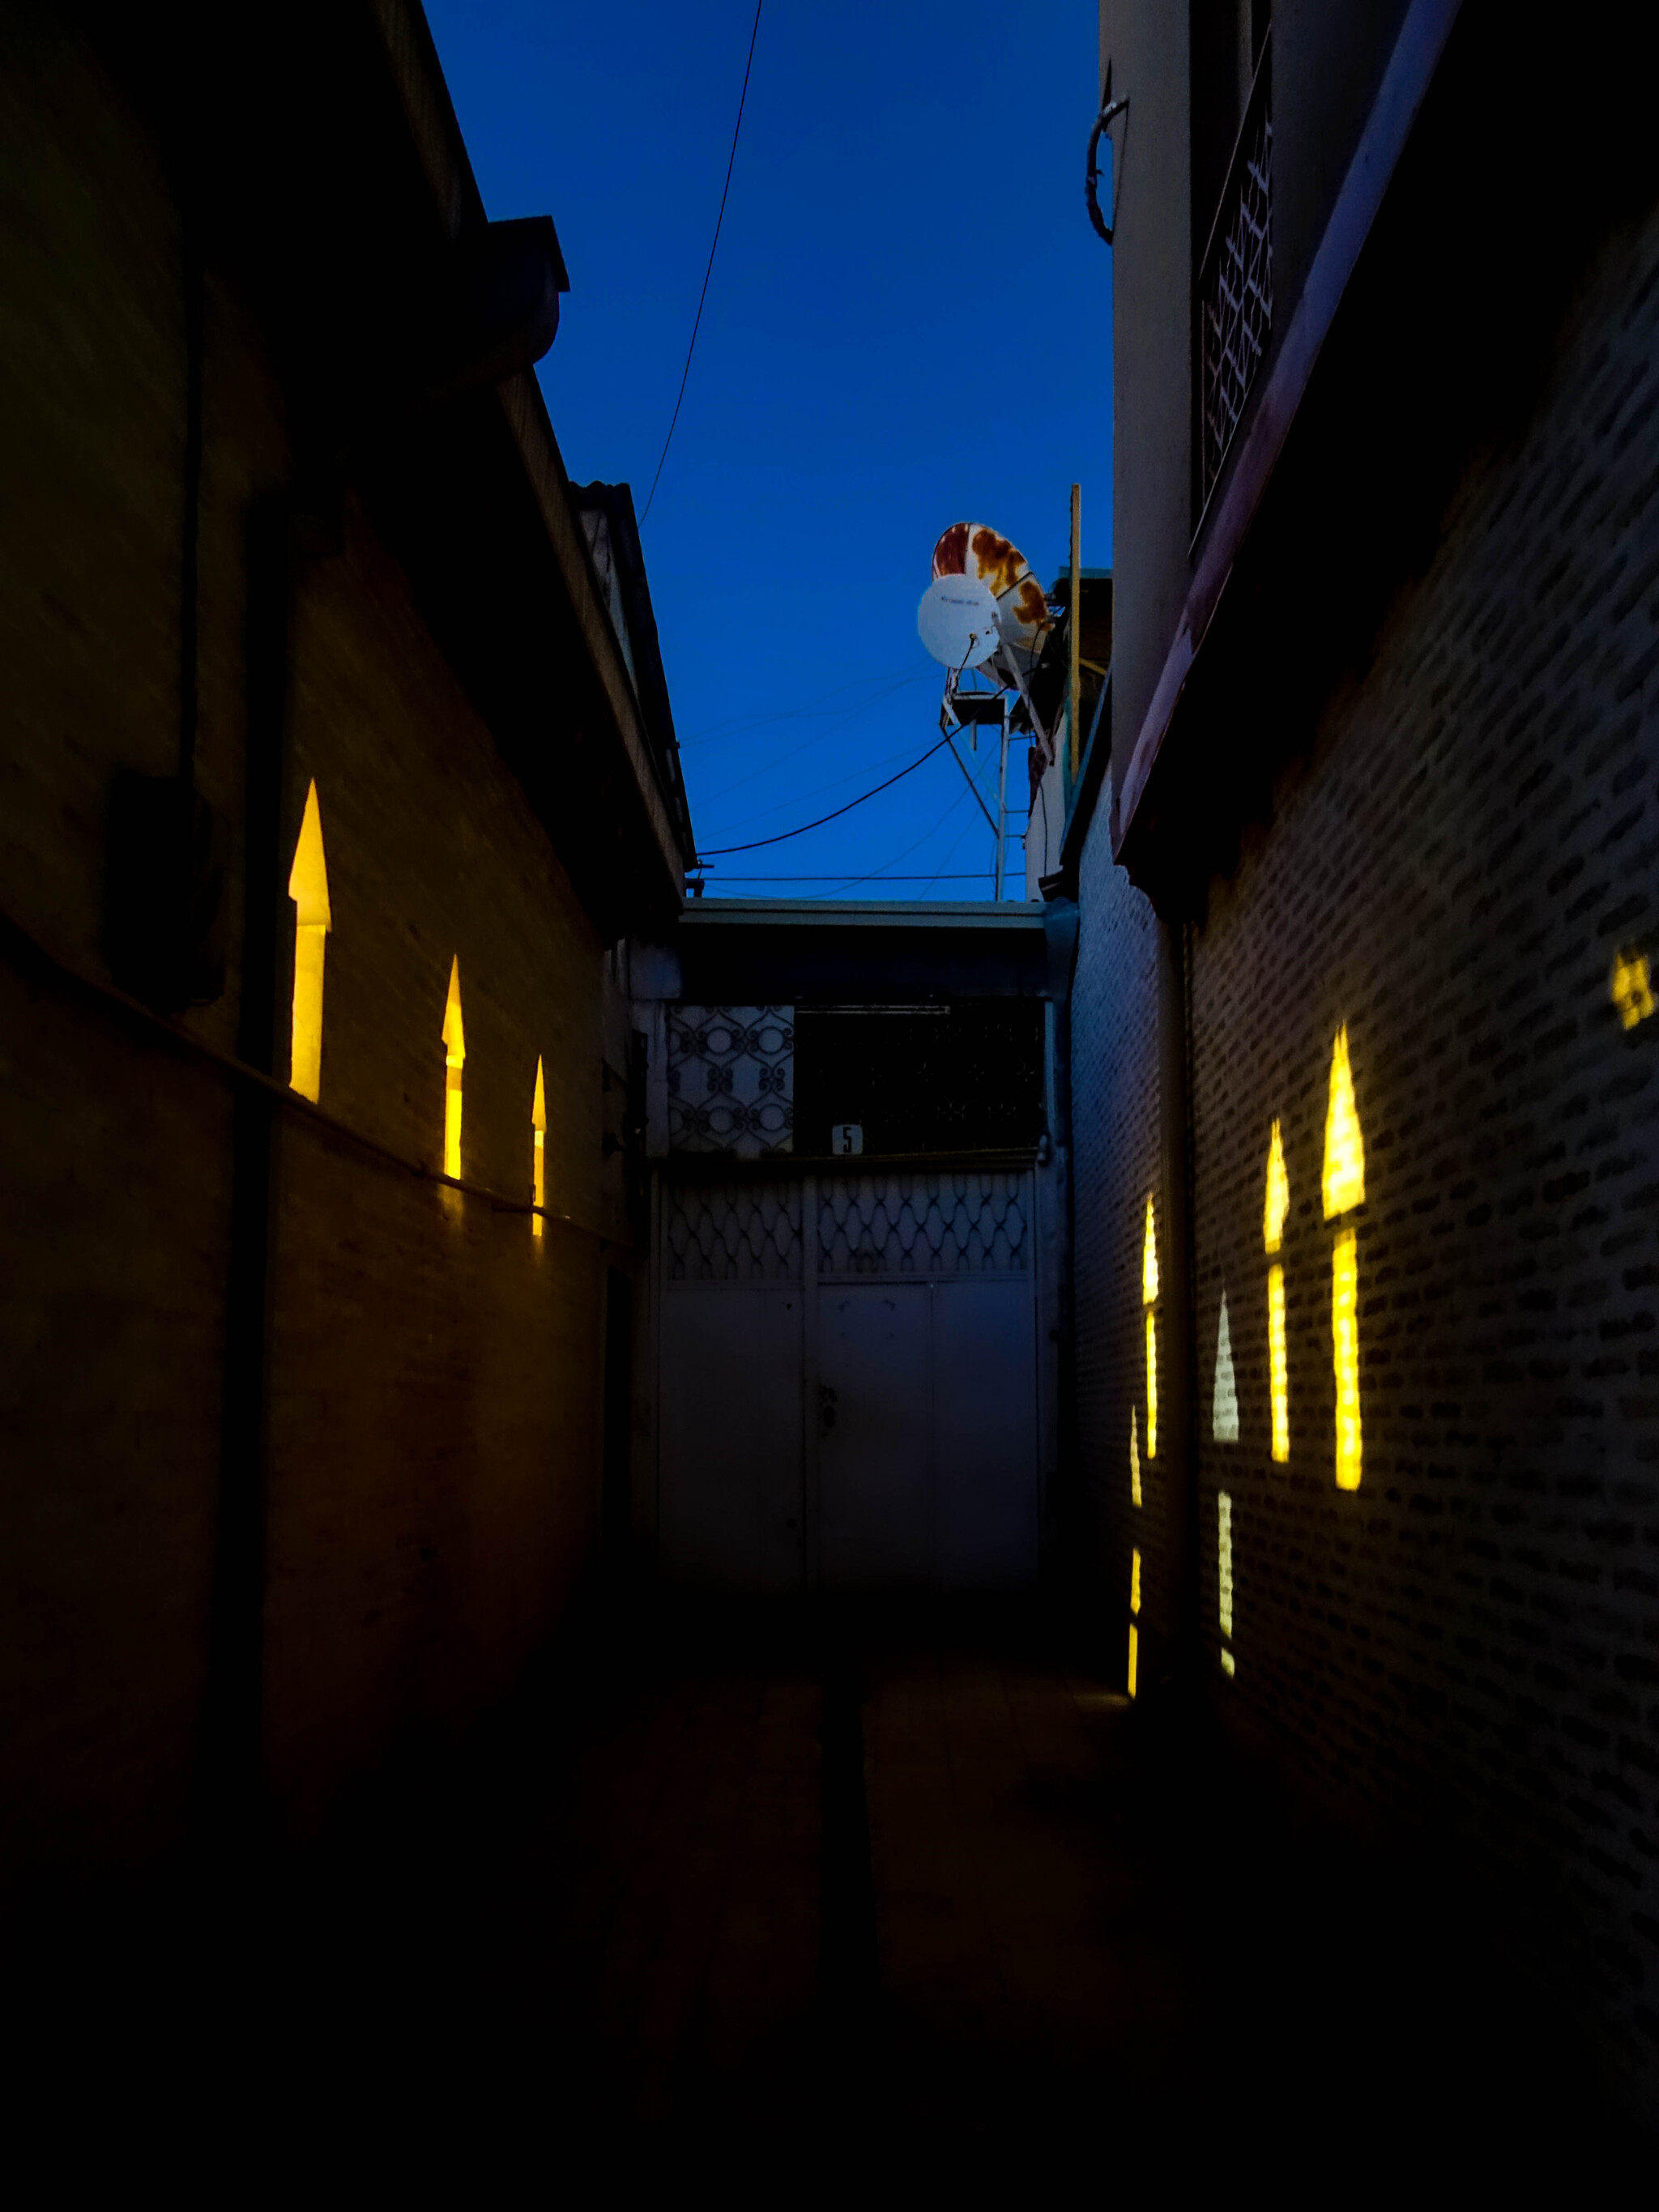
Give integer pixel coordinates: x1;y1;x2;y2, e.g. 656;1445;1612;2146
0;1;690;1863
1068;0;1659;2110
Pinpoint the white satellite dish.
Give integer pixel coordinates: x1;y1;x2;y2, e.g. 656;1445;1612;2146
918;573;1002;669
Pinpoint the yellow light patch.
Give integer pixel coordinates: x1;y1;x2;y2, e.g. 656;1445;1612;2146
1127;1622;1138;1700
1145;1309;1158;1460
1130;1547;1141;1617
1264;1119;1289;1252
1333;1225;1362;1490
1612;949;1655;1030
286;779;330;1104
441;956;465;1181
1141;1196;1158;1306
1268;1263;1289;1463
1213;1293;1239;1442
1322;1027;1365;1220
531;1055;547;1239
1130;1409;1142;1508
1218;1490;1234;1640
1220;1649;1235;1678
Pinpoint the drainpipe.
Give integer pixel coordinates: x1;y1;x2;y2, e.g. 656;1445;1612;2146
1155;910;1199;1698
195;494;295;1850
1042;894;1082;1593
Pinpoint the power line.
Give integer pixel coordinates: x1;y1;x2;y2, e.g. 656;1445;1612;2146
638;0;764;526
789;762;991;897
703;873;991;882
697;735;952;855
692;682;929;818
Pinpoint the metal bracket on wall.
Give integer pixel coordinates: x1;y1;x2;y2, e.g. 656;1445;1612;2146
1085;66;1129;245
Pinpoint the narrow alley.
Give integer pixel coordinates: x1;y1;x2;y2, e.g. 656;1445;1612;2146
4;0;1659;2157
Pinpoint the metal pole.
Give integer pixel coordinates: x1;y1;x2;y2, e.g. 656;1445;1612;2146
1068;483;1081;784
994;700;1009;900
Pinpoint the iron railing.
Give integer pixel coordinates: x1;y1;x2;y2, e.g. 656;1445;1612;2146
1197;34;1273;518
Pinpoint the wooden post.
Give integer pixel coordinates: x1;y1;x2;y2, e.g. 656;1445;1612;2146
1068;483;1082;782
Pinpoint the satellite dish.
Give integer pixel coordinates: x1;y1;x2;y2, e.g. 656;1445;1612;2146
918;573;1001;669
931;522;1053;676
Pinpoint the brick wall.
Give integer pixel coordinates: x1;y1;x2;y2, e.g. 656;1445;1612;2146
1068;807;1163;1674
1073;203;1659;2108
264;501;609;1836
0;26;614;1865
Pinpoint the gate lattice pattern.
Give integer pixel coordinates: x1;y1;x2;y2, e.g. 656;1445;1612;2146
664;1181;801;1282
1199;69;1273;511
817;1173;1029;1277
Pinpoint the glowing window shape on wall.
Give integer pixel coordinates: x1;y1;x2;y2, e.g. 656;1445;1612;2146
1264;1124;1290;1463
1130;1547;1141;1617
287;779;331;1104
1127;1622;1138;1700
1264;1119;1289;1253
531;1055;546;1239
1142;1196;1158;1460
1612;949;1655;1029
1213;1293;1239;1443
1322;1027;1365;1490
1218;1490;1234;1642
1333;1228;1361;1490
1321;1028;1365;1221
1130;1409;1142;1509
441;957;465;1181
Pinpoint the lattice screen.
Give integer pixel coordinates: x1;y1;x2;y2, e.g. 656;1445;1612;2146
817;1173;1030;1278
1199;78;1273;510
663;1180;802;1283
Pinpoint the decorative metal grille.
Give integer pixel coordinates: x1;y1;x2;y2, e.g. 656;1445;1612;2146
817;1172;1029;1278
663;1179;802;1283
667;1005;794;1158
1198;57;1273;514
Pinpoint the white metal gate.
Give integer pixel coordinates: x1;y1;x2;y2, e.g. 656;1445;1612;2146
657;1170;1039;1591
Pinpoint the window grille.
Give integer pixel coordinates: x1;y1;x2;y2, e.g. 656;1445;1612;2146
1197;40;1273;517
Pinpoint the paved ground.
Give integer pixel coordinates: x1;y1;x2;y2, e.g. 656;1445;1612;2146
9;1594;1642;2179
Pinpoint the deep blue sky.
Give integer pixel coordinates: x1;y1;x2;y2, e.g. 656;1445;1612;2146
425;2;1112;898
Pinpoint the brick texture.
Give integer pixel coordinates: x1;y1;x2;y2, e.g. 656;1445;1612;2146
1074;208;1659;2109
1068;816;1163;1670
0;26;616;1864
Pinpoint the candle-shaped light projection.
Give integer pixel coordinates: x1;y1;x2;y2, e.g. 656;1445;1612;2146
1218;1491;1235;1677
287;779;330;1104
441;956;465;1181
1128;1544;1141;1700
1213;1293;1239;1443
1264;1119;1290;1463
531;1055;546;1239
1142;1196;1159;1461
1322;1026;1366;1490
1611;948;1655;1029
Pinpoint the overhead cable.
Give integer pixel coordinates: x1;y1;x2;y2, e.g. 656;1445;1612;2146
791;764;991;897
695;685;932;819
638;0;764;526
697;735;952;855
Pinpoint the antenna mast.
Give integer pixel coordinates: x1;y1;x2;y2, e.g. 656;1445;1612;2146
919;524;1060;900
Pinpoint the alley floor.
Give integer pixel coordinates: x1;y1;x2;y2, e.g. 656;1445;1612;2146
11;1595;1642;2180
